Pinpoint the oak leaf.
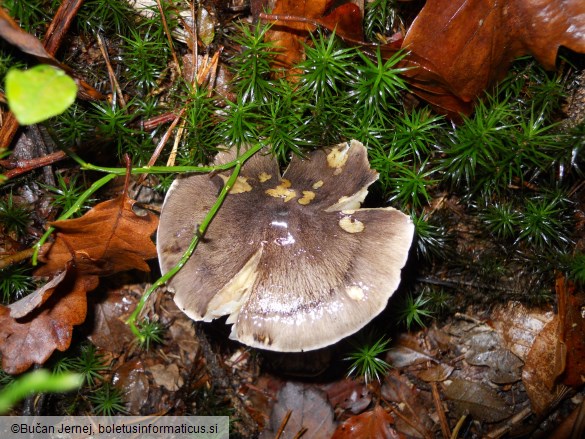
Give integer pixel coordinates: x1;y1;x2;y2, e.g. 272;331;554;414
36;193;158;277
0;271;99;374
0;193;158;373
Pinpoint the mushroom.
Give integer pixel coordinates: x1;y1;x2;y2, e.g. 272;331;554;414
157;140;414;352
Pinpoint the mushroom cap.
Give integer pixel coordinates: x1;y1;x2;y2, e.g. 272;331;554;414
157;140;414;352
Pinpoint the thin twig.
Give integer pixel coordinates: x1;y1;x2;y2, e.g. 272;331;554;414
431;382;451;439
450;415;467;439
43;0;85;56
485;406;532;439
165;119;186;167
275;410;292;439
96;34;126;108
292;427;308;439
155;0;181;76
0;247;39;270
138;107;186;183
1;151;67;181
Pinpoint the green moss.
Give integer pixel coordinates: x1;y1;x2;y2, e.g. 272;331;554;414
0;265;34;303
89;382;127;416
0;193;32;238
345;334;392;384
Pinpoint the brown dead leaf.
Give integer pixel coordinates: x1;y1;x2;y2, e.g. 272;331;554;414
331;405;401;439
417;362;454;383
490;301;554;361
112;358;149;415
556;275;585;388
443;378;513;423
316;3;364;43
322;378;371;415
522;274;585;414
0;7;56;61
263;0;330;71
8;269;67;319
266;382;336;439
147;362;183;392
0;193;157;374
522;316;565;415
401;0;585;118
381;370;434;437
0;272;99;374
466;348;523;384
87;289;137;354
386;346;434;369
37;193;158;277
262;0;365;72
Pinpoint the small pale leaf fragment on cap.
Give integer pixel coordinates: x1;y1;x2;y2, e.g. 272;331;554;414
157;140;415;352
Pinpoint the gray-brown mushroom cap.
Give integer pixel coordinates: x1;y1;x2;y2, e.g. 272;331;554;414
157;140;415;352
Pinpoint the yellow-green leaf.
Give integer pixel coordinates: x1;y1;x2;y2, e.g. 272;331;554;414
5;64;77;125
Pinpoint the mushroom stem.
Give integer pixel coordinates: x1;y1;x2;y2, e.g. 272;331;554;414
126;142;265;340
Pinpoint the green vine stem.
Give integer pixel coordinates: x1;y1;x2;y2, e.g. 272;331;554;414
32;173;117;265
126;144;262;339
31;143;264;339
67;149;251;175
32;145;264;265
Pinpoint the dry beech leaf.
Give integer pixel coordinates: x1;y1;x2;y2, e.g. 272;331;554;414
381;370;434;437
157;140;414;352
522;276;585;413
0;272;99;374
401;0;585;117
466;349;523;384
386;346;434;369
264;0;330;71
263;0;365;72
522;316;567;415
323;379;371;415
331;405;401;439
417;362;454;383
87;289;137;354
268;382;336;439
37;193;158;277
443;378;513;423
112;358;149;414
147;363;183;392
490;301;554;361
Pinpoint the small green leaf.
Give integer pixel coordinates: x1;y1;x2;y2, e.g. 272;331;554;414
5;64;77;125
